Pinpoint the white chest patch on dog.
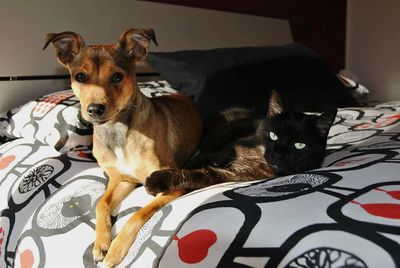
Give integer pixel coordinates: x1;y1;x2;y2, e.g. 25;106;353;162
114;147;136;175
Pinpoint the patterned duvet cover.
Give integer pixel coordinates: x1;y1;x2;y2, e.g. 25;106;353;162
0;82;399;267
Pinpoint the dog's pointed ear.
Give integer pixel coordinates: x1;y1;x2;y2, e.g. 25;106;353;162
118;28;158;61
43;31;85;66
267;90;284;118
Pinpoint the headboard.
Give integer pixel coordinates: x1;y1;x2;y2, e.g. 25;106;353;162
140;0;347;73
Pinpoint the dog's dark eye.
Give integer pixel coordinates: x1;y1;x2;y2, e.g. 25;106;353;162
111;72;123;84
75;72;87;83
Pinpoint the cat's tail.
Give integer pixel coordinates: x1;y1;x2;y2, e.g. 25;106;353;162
145;167;242;195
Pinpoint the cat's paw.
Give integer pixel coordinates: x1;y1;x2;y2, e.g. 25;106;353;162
145;169;173;195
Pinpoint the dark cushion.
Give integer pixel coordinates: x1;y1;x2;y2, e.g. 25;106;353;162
147;43;358;118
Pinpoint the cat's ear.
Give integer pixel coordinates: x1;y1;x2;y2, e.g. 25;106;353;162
267;90;284;118
316;108;338;137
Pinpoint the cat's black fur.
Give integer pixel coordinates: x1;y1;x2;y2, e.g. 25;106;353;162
145;91;337;195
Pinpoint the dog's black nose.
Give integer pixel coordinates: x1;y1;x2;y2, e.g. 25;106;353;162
87;104;105;117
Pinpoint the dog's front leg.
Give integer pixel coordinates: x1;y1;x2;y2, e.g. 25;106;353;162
100;189;186;268
93;177;137;262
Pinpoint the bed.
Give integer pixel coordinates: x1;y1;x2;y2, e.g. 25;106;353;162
1;42;400;268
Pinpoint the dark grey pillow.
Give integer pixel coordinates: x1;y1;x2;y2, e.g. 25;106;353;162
147;43;357;118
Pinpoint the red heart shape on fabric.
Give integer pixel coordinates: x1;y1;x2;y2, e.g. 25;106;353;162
0;227;4;257
20;249;34;268
78;152;90;159
174;229;217;264
376;187;400;200
352;200;400;219
0;155;16;170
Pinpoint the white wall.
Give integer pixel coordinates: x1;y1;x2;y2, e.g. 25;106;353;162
0;0;292;113
346;0;400;102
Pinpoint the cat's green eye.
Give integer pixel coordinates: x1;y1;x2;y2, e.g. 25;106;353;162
294;142;306;149
269;131;278;141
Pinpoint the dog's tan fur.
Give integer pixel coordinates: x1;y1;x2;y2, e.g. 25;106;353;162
43;29;202;267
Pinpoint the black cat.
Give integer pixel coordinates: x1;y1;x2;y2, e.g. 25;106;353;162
145;91;337;195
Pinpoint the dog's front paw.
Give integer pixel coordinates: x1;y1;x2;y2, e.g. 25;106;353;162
101;234;131;268
145;169;173;195
97;261;112;268
93;232;112;263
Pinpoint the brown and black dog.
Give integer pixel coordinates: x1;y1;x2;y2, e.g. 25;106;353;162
43;29;202;267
